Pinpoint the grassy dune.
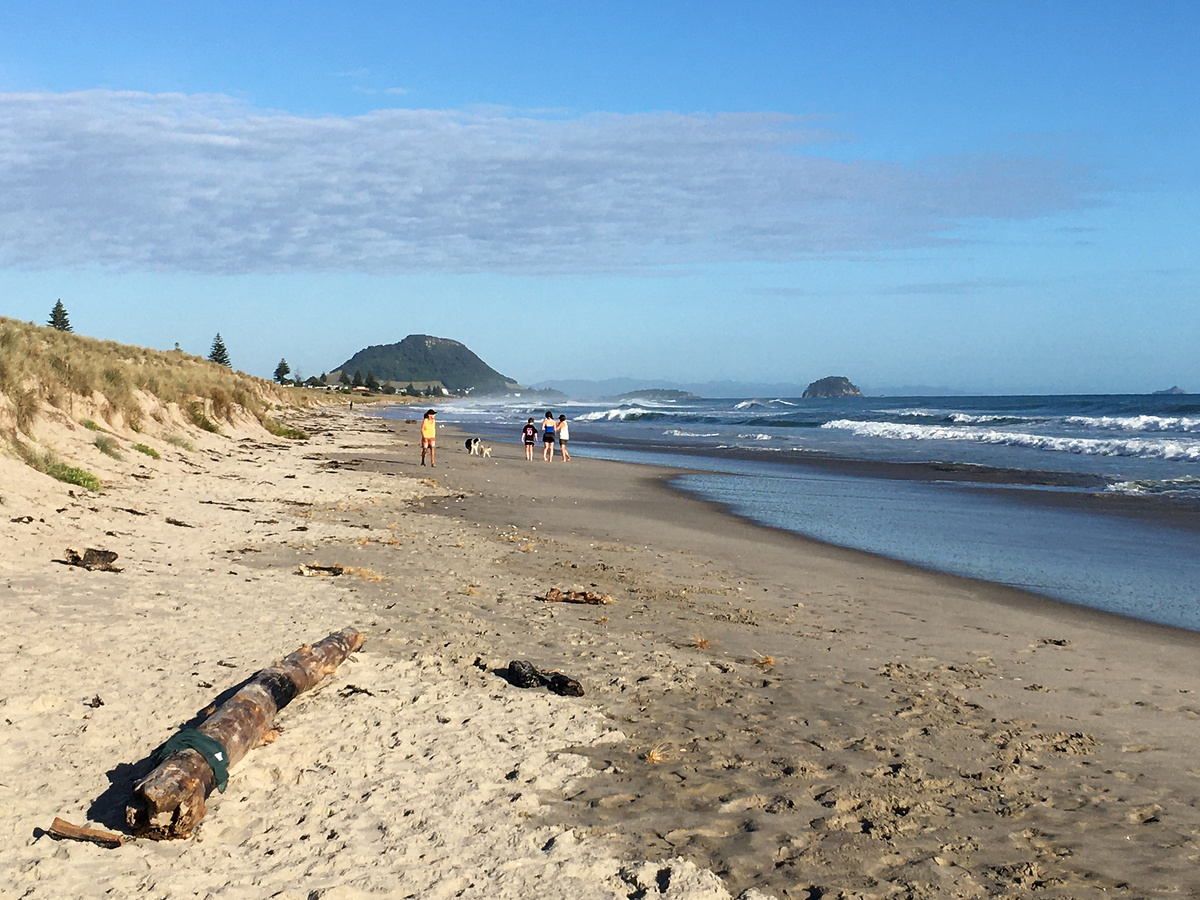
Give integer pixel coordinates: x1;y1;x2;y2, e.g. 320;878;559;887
0;316;313;488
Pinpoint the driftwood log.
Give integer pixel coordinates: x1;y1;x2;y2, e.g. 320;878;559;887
48;817;125;848
126;627;364;839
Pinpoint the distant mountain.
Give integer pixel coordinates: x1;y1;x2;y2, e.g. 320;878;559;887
529;378;810;400
1153;385;1188;395
334;335;518;394
864;384;969;397
617;389;701;402
802;376;863;399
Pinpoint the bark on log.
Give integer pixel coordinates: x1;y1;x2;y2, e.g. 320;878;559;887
126;627;364;839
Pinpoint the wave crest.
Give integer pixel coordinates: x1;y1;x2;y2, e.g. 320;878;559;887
822;419;1200;461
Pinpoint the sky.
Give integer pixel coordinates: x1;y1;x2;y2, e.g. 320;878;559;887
1;1;1197;394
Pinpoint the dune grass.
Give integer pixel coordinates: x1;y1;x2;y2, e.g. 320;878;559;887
132;443;161;459
164;434;195;452
80;418;101;431
186;401;221;434
0;316;299;439
93;435;123;459
263;417;310;440
14;440;103;491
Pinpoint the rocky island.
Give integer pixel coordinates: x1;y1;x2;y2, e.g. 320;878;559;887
802;376;863;398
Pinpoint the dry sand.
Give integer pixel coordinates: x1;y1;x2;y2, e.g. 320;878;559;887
3;406;1200;899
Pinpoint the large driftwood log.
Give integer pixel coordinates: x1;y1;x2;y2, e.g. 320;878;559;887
126;627;364;839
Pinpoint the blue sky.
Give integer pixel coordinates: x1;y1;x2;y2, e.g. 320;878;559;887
1;1;1196;394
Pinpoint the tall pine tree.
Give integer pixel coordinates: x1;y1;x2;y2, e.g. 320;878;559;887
208;333;232;367
274;358;291;383
48;299;72;332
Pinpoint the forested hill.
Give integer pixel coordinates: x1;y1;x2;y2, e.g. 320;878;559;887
335;335;518;394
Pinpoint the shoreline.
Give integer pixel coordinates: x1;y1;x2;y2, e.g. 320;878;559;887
430;419;1200;645
410;420;1200;895
5;407;1200;897
579;435;1200;531
656;465;1200;647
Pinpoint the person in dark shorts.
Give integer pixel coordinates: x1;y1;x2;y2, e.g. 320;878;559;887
541;411;556;462
521;417;537;461
557;414;570;461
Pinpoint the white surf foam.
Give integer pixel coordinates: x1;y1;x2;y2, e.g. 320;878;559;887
1065;415;1200;433
1107;475;1200;496
822;419;1200;461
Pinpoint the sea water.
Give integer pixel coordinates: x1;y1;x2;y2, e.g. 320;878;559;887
383;394;1200;631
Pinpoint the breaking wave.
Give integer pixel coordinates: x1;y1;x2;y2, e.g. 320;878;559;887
822;419;1200;461
1065;415;1200;433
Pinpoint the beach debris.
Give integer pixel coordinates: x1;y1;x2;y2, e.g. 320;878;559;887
504;660;585;697
539;587;613;605
297;563;344;577
127;627;364;840
47;817;125;848
752;651;776;670
165;516;193;528
11;515;34;523
63;547;122;572
643;741;671;765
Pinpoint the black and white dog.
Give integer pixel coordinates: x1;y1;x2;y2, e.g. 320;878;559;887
464;438;491;457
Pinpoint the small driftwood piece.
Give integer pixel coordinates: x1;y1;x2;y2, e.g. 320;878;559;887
64;548;122;572
298;563;344;577
48;817;125;847
126;627;364;840
540;587;612;605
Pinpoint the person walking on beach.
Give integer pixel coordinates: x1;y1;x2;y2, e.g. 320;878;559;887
420;409;437;467
557;414;571;461
521;417;537;461
541;411;556;462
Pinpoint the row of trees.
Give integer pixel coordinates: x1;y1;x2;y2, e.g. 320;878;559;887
270;361;436;396
48;301;427;393
50;300;234;368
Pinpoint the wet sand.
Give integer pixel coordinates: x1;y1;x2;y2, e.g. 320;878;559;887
4;406;1200;898
411;423;1200;898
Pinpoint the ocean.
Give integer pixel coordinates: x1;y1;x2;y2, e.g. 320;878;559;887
383;394;1200;632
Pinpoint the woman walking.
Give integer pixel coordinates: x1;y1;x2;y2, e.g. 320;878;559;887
556;415;570;461
419;409;436;467
541;411;556;462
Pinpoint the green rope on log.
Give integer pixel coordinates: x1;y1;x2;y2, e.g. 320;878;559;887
154;729;231;793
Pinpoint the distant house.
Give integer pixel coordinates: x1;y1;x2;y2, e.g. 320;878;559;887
352;385;370;393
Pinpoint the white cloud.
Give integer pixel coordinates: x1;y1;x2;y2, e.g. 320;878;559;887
0;91;1097;275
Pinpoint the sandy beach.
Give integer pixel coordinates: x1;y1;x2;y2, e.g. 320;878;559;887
4;405;1200;899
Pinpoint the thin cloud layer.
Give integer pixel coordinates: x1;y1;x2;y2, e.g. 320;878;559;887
0;91;1095;274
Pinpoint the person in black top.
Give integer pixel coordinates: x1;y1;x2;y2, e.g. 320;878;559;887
521;417;537;461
